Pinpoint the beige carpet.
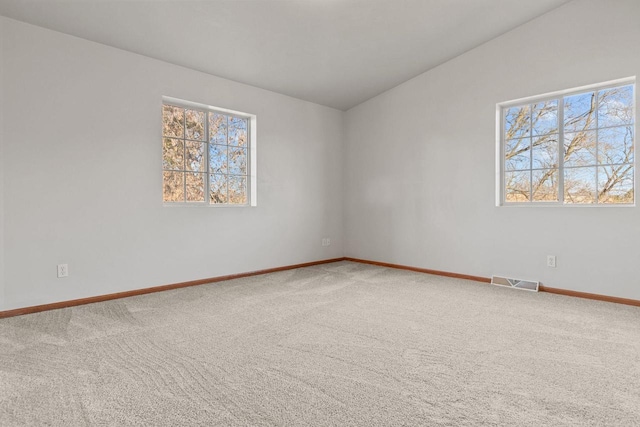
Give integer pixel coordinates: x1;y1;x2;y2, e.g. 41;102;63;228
1;261;639;426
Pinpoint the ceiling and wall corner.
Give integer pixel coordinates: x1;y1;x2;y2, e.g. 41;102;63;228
344;0;640;300
0;15;344;311
0;0;571;111
2;0;640;310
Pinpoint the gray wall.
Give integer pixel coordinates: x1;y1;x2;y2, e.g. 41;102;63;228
2;0;640;310
0;16;5;307
0;18;344;310
344;0;640;300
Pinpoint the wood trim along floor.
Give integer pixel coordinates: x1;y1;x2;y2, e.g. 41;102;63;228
343;257;492;283
0;258;346;319
2;256;639;319
538;285;640;307
345;257;640;308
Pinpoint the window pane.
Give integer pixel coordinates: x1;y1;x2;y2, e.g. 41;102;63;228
564;130;597;167
210;174;228;204
532;100;558;136
564;167;596;204
229;117;248;146
228;176;247;204
185;141;205;172
505;171;530;202
598;85;634;128
185;109;205;141
532;169;559;202
598;126;634;165
162;105;184;138
186;172;205;202
504;105;530;140
532;134;558;168
228;147;247;175
162;138;184;171
564;92;597;132
163;171;184;202
209;113;227;145
598;165;634;204
505;137;530;171
209;144;227;174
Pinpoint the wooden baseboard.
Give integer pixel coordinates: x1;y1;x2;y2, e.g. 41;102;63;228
0;258;346;319
345;257;640;308
538;285;640;307
344;257;491;283
2;256;638;319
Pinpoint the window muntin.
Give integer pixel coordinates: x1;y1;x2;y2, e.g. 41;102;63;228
501;82;635;205
162;103;252;205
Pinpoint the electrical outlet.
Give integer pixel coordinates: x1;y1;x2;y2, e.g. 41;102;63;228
546;255;556;268
57;264;69;278
321;238;331;247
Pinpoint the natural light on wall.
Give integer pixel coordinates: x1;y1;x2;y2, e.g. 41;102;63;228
497;78;635;206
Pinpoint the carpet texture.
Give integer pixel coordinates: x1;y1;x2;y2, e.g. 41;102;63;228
1;261;639;426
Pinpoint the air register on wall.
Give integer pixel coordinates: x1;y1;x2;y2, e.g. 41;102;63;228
491;276;539;292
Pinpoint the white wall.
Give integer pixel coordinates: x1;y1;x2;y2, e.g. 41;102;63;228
0;17;5;307
0;17;344;310
2;0;640;311
345;0;640;300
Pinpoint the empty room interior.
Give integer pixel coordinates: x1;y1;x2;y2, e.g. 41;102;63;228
1;0;639;425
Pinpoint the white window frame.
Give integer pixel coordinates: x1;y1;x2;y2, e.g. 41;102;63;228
496;77;636;207
162;96;257;207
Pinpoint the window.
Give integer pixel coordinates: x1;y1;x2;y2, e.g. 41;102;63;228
500;80;635;205
162;100;255;205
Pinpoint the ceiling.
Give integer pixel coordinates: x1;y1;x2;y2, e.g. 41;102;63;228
0;0;571;110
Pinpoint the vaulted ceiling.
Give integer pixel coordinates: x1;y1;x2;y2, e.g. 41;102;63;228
0;0;571;110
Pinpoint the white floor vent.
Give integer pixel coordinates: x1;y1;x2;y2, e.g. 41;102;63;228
491;276;539;292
